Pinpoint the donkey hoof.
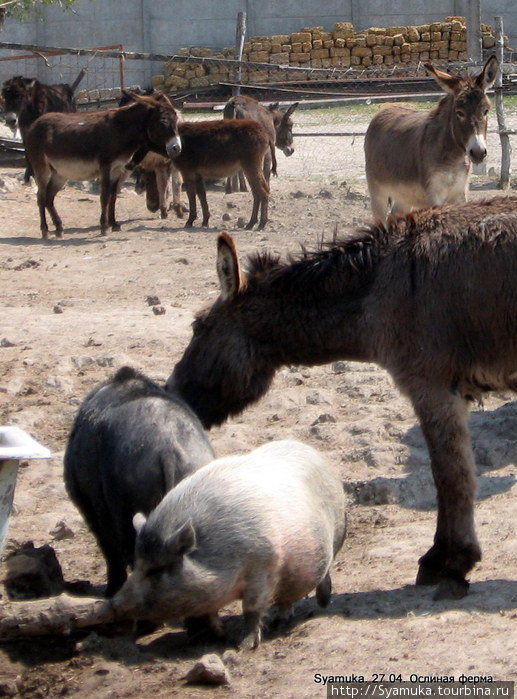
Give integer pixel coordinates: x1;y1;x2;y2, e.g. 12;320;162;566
111;223;121;232
415;565;442;586
55;231;63;239
100;229;108;236
433;576;469;601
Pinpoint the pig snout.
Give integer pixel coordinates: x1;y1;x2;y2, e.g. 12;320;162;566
111;571;154;620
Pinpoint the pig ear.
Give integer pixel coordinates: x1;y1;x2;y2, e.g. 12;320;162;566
217;232;244;300
133;512;147;533
165;520;196;557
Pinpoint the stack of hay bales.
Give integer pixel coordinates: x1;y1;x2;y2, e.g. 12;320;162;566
150;16;501;93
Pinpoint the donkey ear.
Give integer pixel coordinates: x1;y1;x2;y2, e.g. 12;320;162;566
217;232;244;300
164;520;196;558
268;102;279;111
153;91;174;106
125;91;153;108
283;102;299;119
424;62;462;94
476;54;499;91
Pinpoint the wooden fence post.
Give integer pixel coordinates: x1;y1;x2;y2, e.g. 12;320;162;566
494;15;511;190
233;11;247;97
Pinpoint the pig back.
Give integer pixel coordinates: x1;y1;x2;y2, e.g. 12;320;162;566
142;439;346;571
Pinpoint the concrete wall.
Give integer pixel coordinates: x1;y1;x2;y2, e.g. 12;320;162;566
1;0;515;89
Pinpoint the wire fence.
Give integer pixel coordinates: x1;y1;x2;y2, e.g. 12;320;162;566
0;45;125;95
0;40;516;185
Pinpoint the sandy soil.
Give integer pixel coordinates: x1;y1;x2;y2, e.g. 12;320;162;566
0;113;516;698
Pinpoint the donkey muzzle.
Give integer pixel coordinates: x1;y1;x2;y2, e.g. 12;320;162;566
467;134;487;165
282;146;294;157
166;135;182;159
4;112;18;132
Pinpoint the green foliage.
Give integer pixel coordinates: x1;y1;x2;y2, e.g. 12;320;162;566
0;0;80;22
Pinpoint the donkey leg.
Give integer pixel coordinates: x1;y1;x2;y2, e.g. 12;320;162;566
410;384;480;599
170;166;185;219
243;166;269;230
33;166;54;238
195;175;210;227
45;174;66;238
108;179;122;232
36;187;50;239
238;171;248;192
99;171;112;235
156;167;170;219
184;177;198;228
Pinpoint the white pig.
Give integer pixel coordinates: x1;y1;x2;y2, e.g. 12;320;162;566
113;439;346;648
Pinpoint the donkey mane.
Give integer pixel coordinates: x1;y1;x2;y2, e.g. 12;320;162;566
244;197;517;300
245;232;381;299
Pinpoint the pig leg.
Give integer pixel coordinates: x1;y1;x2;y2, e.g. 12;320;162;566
240;571;276;649
241;611;262;650
267;603;294;631
315;571;332;607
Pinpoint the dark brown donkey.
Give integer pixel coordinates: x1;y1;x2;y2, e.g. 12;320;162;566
118;89;186;220
25;92;182;238
364;55;498;219
2;76;77;183
167;195;517;599
170;118;270;230
223;95;298;193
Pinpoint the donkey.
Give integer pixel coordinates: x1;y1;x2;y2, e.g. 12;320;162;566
223;95;298;193
2;75;77;183
24;92;182;238
169;118;271;230
167;195;517;600
119;88;186;220
364;55;499;219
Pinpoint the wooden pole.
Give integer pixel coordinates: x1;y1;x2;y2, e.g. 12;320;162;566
466;0;482;63
0;594;119;641
233;11;246;96
494;16;511;189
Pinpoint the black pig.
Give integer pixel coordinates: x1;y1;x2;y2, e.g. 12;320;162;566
64;366;214;596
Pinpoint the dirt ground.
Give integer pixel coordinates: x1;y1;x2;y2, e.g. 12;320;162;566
0;109;516;698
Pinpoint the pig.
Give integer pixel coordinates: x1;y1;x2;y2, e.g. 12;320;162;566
112;439;346;648
64;365;215;597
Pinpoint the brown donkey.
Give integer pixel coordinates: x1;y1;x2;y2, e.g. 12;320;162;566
170;118;271;230
168;195;517;599
364;55;498;219
223;95;298;193
24;92;182;237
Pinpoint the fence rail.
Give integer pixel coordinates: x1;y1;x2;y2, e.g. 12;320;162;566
0;40;515;187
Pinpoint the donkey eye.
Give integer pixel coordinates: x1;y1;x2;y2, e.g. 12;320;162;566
455;109;466;120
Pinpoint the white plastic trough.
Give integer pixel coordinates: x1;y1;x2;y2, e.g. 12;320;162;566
0;426;51;557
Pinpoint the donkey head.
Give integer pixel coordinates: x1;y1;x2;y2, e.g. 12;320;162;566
424;55;498;164
270;101;299;156
1;76;35;131
126;90;182;159
167;232;276;428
